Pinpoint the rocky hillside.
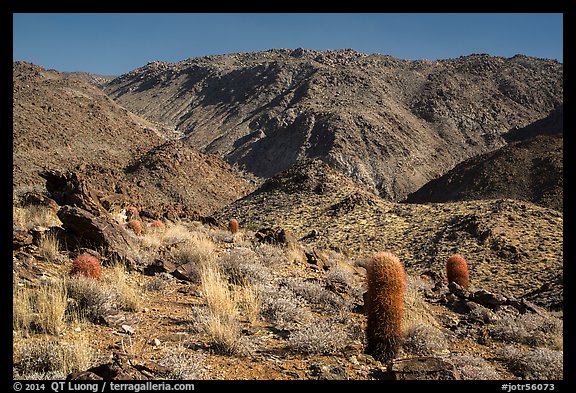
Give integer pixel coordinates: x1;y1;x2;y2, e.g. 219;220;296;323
13;61;252;214
124;139;254;215
13;61;166;189
105;49;563;201
404;107;563;211
214;159;563;309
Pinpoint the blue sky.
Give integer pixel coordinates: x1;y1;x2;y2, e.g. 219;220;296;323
13;13;563;76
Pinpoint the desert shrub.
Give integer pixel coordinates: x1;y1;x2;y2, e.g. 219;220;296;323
216;247;273;285
324;266;353;290
489;312;563;348
403;323;448;356
279;277;348;311
66;267;140;322
365;251;406;362
157;344;205;380
228;218;239;234
446;254;469;289
258;284;313;329
253;243;288;266
65;276;113;322
323;266;364;300
143;273;174;291
500;346;563;380
69;254;102;281
286;317;350;355
127;219;143;235
449;354;501;380
13;336;92;379
13;279;67;335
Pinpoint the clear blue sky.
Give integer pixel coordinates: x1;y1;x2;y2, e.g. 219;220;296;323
13;13;563;76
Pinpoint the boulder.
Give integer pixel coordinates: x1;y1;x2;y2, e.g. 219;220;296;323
304;248;333;271
469;289;508;309
40;169;108;216
56;205;138;268
384;357;460;380
13;227;33;249
255;227;296;246
67;352;170;380
21;191;60;211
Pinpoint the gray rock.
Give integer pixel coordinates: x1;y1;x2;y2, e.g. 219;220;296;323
385;356;460;380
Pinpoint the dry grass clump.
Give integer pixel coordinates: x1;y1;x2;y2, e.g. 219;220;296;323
286;317;350;355
13;279;67;335
162;223;199;245
499;345;563;380
13;334;92;379
66;261;142;322
37;233;62;262
403;322;449;356
13;204;61;230
489;312;563;349
102;260;142;312
189;265;252;356
171;233;216;265
449;354;501;380
233;283;261;324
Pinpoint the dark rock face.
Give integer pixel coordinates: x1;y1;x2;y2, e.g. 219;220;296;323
105;49;562;201
404;133;563;211
56;205;138;267
385;357;460;380
67;352;170;380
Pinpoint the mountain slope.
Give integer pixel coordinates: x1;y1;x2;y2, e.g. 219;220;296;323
13;61;252;213
404;106;563;211
213;159;563;307
105;49;563;201
13;61;166;190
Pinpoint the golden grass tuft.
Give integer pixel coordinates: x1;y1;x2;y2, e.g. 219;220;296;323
13;278;68;335
38;233;61;262
102;260;142;312
192;265;252;355
13;204;61;230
